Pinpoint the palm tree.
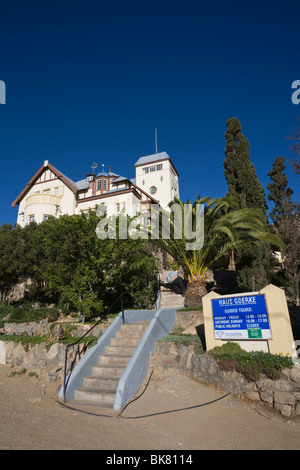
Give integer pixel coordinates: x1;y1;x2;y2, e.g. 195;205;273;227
151;196;283;307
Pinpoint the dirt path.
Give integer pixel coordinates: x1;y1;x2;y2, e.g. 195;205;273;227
1;364;300;451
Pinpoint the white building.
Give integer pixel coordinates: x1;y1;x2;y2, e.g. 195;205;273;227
12;151;180;227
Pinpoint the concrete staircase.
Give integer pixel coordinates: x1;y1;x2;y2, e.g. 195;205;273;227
72;321;150;408
159;274;185;309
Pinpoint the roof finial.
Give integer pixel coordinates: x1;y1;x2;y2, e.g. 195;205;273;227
91;162;98;174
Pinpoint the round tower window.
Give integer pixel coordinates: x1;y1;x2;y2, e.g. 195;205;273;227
150;186;157;195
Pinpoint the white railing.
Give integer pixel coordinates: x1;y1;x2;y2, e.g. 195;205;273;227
25;194;62;207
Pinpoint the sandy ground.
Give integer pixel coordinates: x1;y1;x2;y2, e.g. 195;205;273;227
1;364;300;451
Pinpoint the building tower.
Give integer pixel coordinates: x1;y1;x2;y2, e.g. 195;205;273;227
134;151;179;209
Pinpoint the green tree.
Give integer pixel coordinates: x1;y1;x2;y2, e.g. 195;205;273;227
151;197;282;306
224;117;267;211
223;117;275;291
267;156;299;305
0;224;24;301
22;211;157;318
267;156;295;227
277;205;300;306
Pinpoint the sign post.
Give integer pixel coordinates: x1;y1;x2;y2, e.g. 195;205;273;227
203;284;296;356
212;294;272;341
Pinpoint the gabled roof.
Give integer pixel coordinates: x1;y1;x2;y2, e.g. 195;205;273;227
11;161;78;207
134;151;179;176
134;151;170;167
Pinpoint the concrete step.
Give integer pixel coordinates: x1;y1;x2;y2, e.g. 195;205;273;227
110;336;142;347
73;387;115;407
115;329;147;339
98;354;132;366
105;345;137;355
83;375;119;391
119;324;149;333
91;364;125;377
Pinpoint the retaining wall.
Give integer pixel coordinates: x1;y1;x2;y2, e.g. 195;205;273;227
152;341;300;418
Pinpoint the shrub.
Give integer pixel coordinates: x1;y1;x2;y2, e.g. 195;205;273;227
159;332;204;354
208;342;293;381
0;303;60;325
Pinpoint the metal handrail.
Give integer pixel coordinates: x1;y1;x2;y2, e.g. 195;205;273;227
62;291;132;402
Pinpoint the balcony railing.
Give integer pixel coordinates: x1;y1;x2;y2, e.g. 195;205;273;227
25;194;62;207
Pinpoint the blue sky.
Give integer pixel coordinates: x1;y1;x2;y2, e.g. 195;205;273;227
0;0;299;226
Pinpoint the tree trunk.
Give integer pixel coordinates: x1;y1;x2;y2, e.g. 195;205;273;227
228;250;236;271
184;277;208;307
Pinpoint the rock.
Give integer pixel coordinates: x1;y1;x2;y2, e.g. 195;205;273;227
168;343;179;356
5;341;27;366
274;403;292;417
295;402;300;416
184;352;193;371
4;320;49;337
0;341;6;364
274;391;296;406
259;391;274;405
290;365;300;383
256;377;275;392
245;390;260;401
274;380;294;392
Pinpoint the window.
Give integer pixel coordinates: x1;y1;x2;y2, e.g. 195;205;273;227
116;203;120;212
43;189;50;194
29;215;35;223
97;179;101;190
122;202;126;211
43;214;51;221
141;212;150;226
103;179;107;190
150;186;157;195
53;187;59;196
143;164;162;173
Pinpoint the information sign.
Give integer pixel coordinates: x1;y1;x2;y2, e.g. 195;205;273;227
212;294;272;340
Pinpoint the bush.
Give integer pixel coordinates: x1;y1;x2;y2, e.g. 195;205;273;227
208;342;293;381
159;331;204;354
0;303;60;326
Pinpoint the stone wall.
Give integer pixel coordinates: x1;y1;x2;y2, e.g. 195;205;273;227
1;318;112;338
0;339;86;382
152;341;300;419
0;319;113;382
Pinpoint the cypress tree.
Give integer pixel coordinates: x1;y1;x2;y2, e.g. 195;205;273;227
223;118;271;291
224;117;267;212
267;156;299;305
267;156;295;228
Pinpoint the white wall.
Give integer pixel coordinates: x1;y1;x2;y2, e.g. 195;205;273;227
135;159;179;209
